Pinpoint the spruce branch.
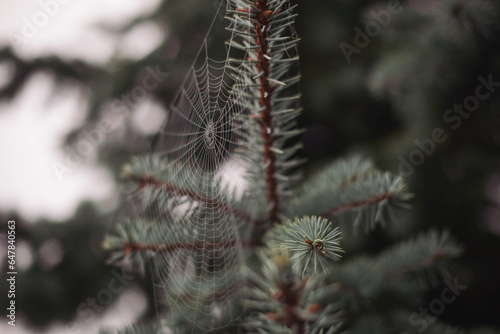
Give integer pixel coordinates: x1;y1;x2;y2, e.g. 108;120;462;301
253;0;281;224
104;216;251;330
103;217;255;276
99;0;474;333
266;216;343;276
106;234;253;258
124;173;255;224
242;251;343;334
285;156;412;231
325;230;463;316
121;155;257;224
379;229;463;285
228;0;303;225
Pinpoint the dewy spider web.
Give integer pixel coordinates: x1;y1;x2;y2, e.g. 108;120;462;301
143;31;253;334
146;47;253;334
112;0;302;332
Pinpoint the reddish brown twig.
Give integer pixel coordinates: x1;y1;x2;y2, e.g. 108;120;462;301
319;192;392;218
123;239;256;256
127;174;256;224
267;277;308;333
250;0;281;224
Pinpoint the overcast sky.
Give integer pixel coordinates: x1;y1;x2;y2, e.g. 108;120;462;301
0;1;166;332
0;0;164;222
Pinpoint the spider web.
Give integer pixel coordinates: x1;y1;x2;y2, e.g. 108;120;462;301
110;0;302;332
148;49;253;333
118;1;262;332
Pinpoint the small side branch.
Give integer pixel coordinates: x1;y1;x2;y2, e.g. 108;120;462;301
319;192;392;218
385;251;446;279
268;279;308;334
122;239;255;255
127;174;256;224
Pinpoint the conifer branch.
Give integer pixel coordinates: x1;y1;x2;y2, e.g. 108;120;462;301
251;0;281;224
266;216;343;276
326;230;463;306
267;277;308;333
385;250;447;280
319;192;392;218
244;251;343;333
285;156;411;230
228;0;302;226
99;0;480;331
104;218;261;275
125;173;257;224
120;239;255;255
381;230;462;280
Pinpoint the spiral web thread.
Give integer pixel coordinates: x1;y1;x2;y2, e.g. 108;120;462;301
147;58;249;332
122;2;255;332
113;0;301;332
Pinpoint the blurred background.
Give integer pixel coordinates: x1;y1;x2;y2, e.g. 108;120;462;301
1;0;500;333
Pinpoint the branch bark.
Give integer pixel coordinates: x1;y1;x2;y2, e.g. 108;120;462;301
319;192;392;218
126;174;257;224
253;1;281;224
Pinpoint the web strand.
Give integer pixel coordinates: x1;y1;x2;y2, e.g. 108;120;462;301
112;0;302;332
135;1;258;331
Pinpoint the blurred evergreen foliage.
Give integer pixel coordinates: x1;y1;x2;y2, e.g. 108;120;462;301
1;0;500;332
